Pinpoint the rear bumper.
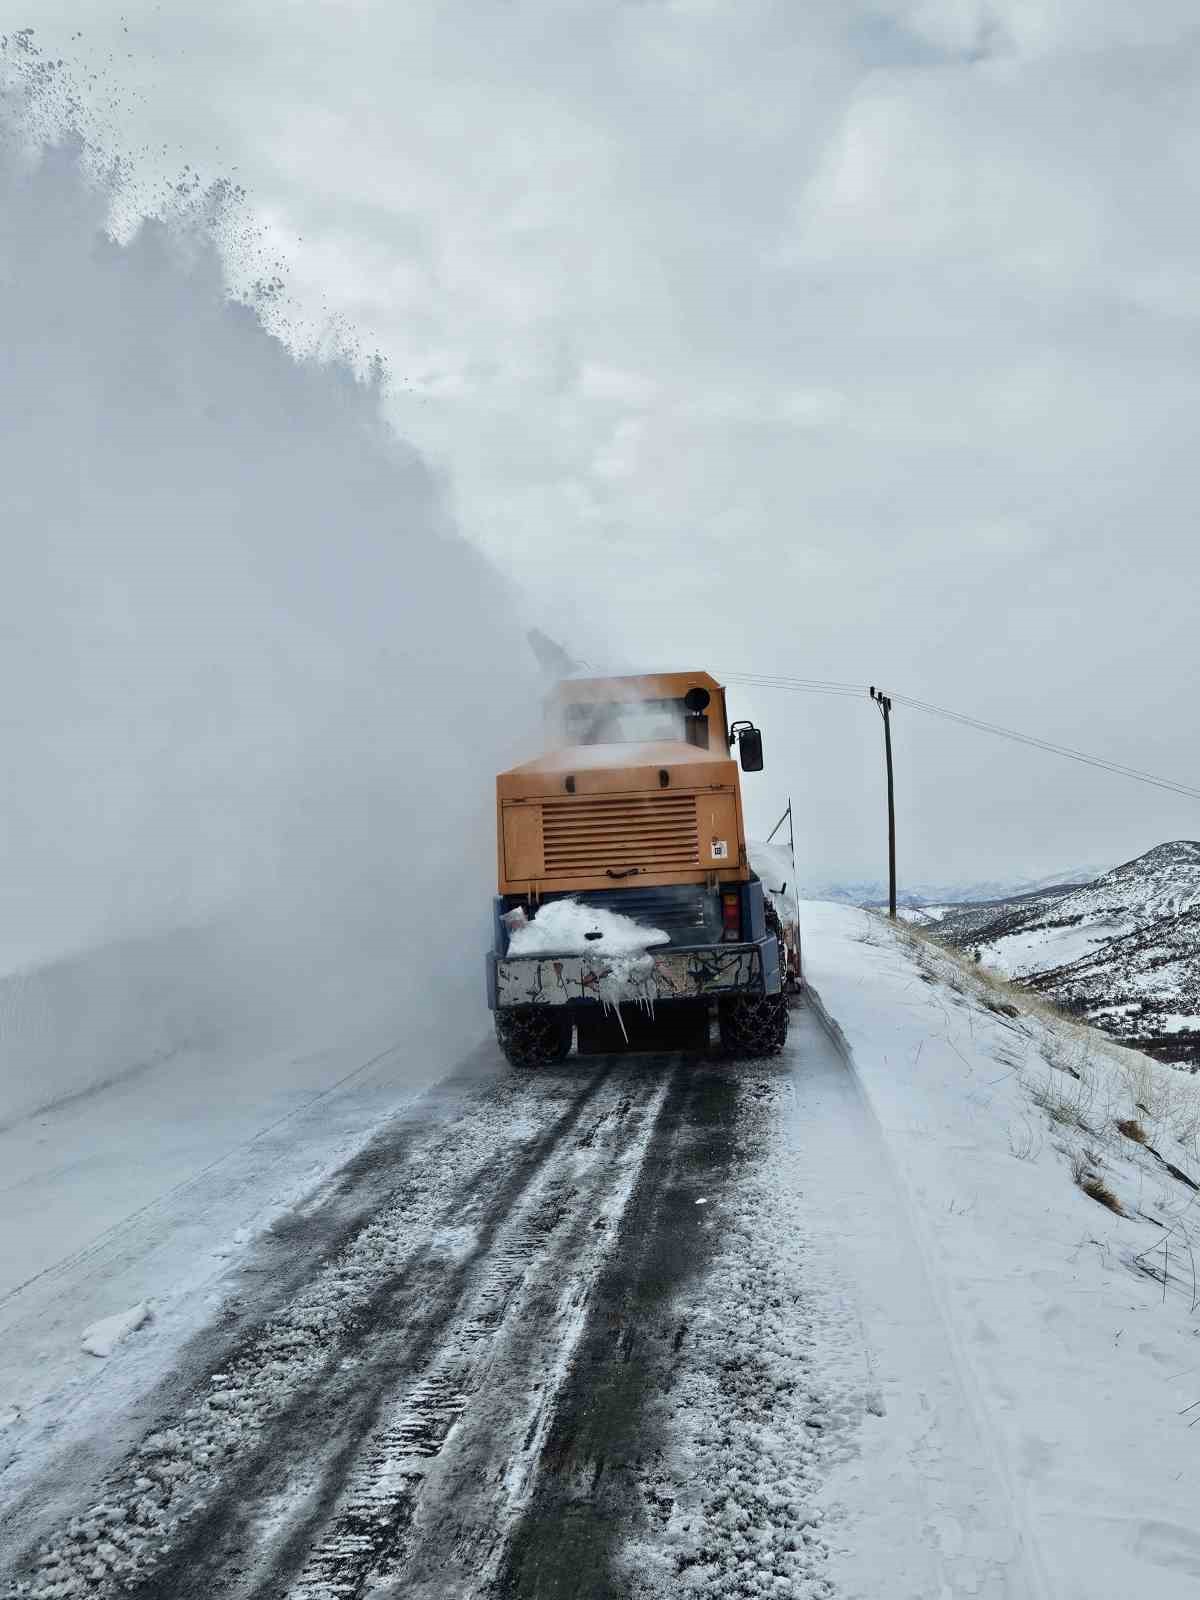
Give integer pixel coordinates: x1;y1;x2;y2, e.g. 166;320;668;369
487;935;780;1010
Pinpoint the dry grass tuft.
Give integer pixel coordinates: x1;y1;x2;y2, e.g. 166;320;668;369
1071;1150;1124;1214
1116;1117;1148;1145
1080;1173;1124;1214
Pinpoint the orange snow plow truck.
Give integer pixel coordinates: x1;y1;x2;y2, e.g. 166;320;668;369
485;671;792;1067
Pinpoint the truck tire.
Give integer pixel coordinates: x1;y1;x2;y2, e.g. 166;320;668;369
495;1006;573;1069
718;993;788;1058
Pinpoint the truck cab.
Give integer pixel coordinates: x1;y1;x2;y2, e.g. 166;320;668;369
486;672;790;1066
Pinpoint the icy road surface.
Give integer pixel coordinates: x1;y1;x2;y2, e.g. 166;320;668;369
0;992;1049;1600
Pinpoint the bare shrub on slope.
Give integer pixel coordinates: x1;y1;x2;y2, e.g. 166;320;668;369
866;913;1200;1293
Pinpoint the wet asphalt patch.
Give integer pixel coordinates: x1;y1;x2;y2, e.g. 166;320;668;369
492;1058;766;1600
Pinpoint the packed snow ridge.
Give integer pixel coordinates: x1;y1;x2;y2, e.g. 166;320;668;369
801;905;1200;1600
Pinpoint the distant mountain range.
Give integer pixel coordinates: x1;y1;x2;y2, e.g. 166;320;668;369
931;842;1200;1068
809;865;1106;910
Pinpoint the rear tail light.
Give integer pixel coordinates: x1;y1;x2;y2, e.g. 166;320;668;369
721;892;741;941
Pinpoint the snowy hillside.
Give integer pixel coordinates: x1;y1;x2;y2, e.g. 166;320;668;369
936;842;1200;1066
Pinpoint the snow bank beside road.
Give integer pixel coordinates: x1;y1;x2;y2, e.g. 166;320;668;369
0;929;234;1129
804;903;1200;1600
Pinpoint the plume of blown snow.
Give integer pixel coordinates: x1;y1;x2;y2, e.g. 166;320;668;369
0;45;537;1114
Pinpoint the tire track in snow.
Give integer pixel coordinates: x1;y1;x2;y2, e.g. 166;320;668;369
3;1061;622;1600
284;1073;675;1600
0;1045;504;1546
486;1057;752;1600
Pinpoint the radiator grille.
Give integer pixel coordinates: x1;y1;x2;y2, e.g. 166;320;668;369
541;794;700;876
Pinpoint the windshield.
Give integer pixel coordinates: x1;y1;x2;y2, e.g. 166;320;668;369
563;697;708;746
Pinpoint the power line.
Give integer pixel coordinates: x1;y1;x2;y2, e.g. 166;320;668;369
724;671;1200;803
724;673;861;700
887;689;1200;802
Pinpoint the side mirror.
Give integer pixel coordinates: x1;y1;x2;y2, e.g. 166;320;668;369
736;725;763;772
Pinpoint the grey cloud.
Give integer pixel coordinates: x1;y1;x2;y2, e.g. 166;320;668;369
9;4;1200;891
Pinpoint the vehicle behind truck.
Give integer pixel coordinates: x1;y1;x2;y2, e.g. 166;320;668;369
485;671;794;1067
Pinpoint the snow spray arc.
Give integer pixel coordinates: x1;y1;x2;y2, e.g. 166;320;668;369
0;43;537;1087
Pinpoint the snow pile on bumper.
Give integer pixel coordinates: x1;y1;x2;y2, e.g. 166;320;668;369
505;896;670;958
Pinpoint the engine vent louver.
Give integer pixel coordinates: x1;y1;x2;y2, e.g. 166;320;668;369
540;793;701;876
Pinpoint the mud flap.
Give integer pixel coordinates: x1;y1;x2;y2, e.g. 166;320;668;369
575;1001;712;1055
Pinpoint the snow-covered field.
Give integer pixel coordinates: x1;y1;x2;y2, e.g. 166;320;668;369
895;903;952;925
981;918;1118;977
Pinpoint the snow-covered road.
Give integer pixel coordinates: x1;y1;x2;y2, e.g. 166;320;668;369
0;992;1048;1600
0;1042;755;1591
0;1041;800;1597
7;914;1198;1598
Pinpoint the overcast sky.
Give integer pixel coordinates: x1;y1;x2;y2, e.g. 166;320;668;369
15;0;1200;889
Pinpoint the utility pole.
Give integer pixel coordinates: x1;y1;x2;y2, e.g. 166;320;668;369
869;688;896;919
